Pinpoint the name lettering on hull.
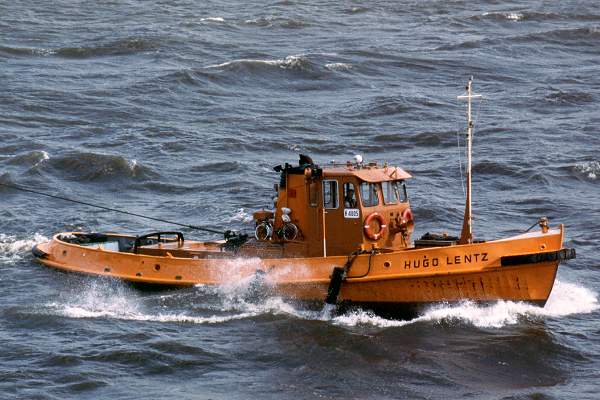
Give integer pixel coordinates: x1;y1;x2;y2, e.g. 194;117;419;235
403;253;489;270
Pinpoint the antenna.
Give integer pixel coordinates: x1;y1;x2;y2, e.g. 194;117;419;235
457;77;482;244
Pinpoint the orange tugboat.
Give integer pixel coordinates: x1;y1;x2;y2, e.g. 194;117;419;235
32;79;575;314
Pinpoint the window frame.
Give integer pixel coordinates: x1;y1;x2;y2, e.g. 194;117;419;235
399;181;408;203
382;181;399;205
322;179;339;209
359;182;380;207
342;182;358;208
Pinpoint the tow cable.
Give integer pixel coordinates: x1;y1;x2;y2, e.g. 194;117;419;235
0;181;248;246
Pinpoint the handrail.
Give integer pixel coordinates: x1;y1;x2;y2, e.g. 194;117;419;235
133;231;184;254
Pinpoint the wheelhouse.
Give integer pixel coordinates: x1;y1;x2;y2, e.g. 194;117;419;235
254;155;414;257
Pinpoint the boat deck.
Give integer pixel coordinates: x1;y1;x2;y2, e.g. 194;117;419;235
136;238;291;259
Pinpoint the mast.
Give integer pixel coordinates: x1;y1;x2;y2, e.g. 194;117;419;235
457;77;482;244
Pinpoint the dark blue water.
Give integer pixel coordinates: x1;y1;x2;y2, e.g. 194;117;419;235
2;1;600;398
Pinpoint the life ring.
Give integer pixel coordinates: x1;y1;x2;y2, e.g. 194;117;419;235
401;208;414;232
364;212;387;240
401;208;413;224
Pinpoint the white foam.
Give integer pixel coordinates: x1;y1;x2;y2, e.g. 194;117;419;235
200;17;225;22
53;304;256;324
227;208;254;224
537;280;598;316
574;161;599;180
31;47;56;56
334;280;598;329
45;280;257;325
33;150;50;167
0;233;49;263
482;11;524;21
36;255;598;329
205;55;307;70
325;62;352;71
505;12;524;21
333;309;418;328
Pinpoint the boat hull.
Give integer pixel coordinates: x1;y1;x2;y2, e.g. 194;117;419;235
32;226;573;310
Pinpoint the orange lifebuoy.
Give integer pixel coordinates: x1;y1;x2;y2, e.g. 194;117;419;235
401;208;413;224
400;208;415;233
363;212;387;240
401;208;414;232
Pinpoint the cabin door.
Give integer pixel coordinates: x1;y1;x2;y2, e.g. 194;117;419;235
322;179;362;256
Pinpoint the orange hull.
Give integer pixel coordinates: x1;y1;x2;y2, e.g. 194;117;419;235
33;226;573;309
273;262;558;304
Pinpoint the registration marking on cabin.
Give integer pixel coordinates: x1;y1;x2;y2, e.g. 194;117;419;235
344;209;360;219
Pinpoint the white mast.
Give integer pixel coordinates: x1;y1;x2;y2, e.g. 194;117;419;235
457;77;482;244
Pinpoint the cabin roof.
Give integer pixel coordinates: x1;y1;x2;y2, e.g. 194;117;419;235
322;165;411;182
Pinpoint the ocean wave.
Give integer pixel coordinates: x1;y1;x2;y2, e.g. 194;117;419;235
6;150;49;168
0;45;56;57
333;280;598;329
348;6;369;14
200;17;225;23
52;304;256;324
227;208;255;224
435;40;483;51
45;152;159;182
205;54;316;73
0;37;158;59
482;11;526;21
127;181;198;194
472;160;523;177
517;27;600;44
573;161;600;180
348;94;445;119
206;276;598;330
372;131;455;148
188;161;242;173
0;233;48;264
545;89;594;105
476;11;600;22
358;96;411;117
324;62;352;72
35;262;597;331
439;27;600;52
244;15;308;29
0;172;15;187
177;54;356;87
55;37;159;59
41;279;257;324
478;11;537;22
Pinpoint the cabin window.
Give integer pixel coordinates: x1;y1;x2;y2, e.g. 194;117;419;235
383;180;407;204
308;180;318;207
399;181;408;202
343;183;357;208
382;181;398;204
360;182;379;207
322;180;338;209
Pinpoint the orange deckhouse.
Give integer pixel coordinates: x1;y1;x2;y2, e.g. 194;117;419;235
250;154;414;259
32;80;575;316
